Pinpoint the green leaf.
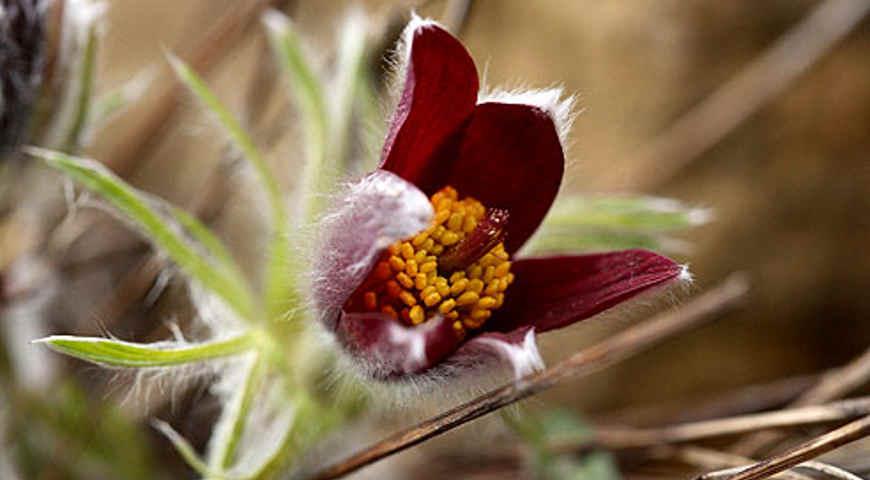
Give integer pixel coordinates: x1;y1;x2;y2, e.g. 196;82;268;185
168;54;300;324
167;55;284;224
263;10;331;223
330;11;369;173
153;420;214;478
36;334;256;368
543;195;710;232
524;195;710;255
170;205;245;282
27;148;256;319
88;68;154;129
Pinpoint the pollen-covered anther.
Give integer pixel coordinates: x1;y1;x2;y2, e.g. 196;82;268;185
345;186;514;337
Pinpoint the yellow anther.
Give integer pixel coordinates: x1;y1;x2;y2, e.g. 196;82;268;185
478;296;497;309
440;231;460;246
423;292;441;307
480;254;496;268
363;291;378;310
409;305;425;325
411;232;429;247
399;291;417;307
388;256;405;272
447;213;464;231
415;274;428;290
467;265;483;279
435;198;453;212
456;291;479;306
438;299;456;314
396;272;414;289
434;278;450;297
431;225;446;241
450;278;468;295
348;186;514;334
483;266;496;283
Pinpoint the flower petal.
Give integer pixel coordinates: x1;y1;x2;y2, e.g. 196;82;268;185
336;312;460;378
451;327;544;379
312;171;432;330
491;249;685;333
442;102;565;253
380;19;479;189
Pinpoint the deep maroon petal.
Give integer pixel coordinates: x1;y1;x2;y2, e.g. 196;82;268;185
442;103;565;253
491;249;684;333
336;312;461;378
312;171;432;330
449;326;544;379
379;21;479;189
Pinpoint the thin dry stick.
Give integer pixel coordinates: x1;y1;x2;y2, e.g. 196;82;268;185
309;274;749;480
732;346;870;455
616;0;870;191
675;446;811;480
703;415;870;480
546;396;870;453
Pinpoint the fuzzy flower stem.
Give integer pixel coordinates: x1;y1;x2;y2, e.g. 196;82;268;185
208;353;267;472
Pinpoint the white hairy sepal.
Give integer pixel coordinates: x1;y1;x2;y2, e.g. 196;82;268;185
310;170;432;330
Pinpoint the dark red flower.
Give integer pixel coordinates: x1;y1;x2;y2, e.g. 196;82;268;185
313;18;686;381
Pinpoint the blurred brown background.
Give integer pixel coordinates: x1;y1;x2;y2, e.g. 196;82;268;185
4;0;870;478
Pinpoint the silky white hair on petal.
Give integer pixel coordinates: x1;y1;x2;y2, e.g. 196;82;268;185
479;87;576;148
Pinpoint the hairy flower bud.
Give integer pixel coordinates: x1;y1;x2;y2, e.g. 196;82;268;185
0;0;45;152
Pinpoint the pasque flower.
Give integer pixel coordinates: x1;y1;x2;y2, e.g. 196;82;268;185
312;18;685;381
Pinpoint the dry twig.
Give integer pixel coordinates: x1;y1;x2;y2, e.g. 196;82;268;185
548;396;870;453
701;415;870;480
732;346;870;455
308;274;749;480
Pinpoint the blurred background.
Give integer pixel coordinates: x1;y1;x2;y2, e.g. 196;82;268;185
1;0;869;478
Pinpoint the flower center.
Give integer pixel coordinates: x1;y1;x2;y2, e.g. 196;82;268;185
345;186;514;338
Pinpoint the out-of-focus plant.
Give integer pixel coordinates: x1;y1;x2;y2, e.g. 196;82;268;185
22;9;708;480
508;409;621;480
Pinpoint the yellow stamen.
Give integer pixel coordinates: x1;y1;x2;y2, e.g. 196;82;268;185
346;186;514;337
